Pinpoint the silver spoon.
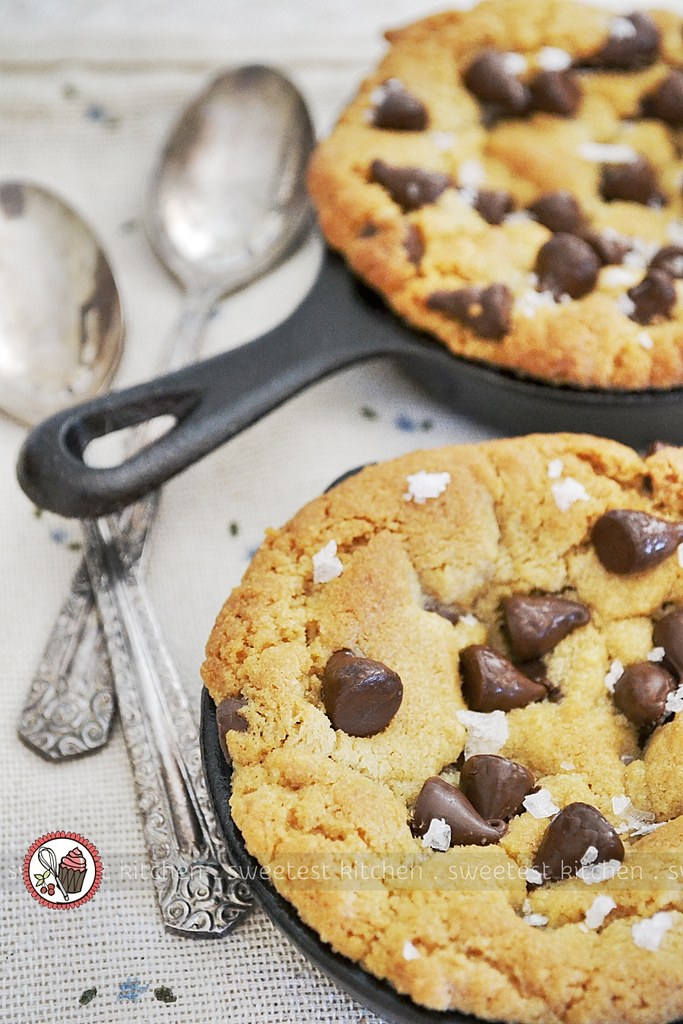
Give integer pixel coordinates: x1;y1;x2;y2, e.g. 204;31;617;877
0;181;123;427
18;66;314;762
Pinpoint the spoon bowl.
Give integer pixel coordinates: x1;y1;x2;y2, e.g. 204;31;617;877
146;64;315;298
0;181;123;427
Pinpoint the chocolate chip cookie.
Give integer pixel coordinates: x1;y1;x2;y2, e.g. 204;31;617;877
203;434;683;1024
307;0;683;389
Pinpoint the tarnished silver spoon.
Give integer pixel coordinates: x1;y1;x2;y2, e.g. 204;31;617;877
0;181;123;427
18;66;314;762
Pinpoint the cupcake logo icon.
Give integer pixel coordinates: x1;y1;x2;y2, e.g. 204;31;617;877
23;831;102;910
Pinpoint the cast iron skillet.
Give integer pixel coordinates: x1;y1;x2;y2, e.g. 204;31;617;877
199;688;483;1024
17;246;683;519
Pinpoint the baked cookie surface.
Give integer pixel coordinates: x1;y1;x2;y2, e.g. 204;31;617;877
307;0;683;389
203;435;683;1024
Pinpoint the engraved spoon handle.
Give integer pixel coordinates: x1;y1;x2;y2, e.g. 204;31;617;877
18;292;215;761
82;515;251;937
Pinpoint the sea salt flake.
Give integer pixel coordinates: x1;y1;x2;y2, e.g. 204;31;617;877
581;846;599;867
551;476;590;512
602;266;640;288
431;131;455;151
612;794;631;816
678;543;683;569
523;788;560;819
577;859;622;885
402;940;421;960
537;46;572;71
458;159;485;190
637;332;654;351
616;293;636;317
665;685;683;716
517;289;558;317
585;895;617;930
632;912;674;951
524;912;549;927
458;187;477;207
503;211;532;225
404;470;451;504
609;15;637;39
577;142;638;164
460;613;479;627
547;458;564;479
560;761;575;771
648;647;665;663
525;867;544;885
456;709;508;759
667;221;683;247
312;540;343;584
605;659;624;693
502;52;528;75
422;817;451;852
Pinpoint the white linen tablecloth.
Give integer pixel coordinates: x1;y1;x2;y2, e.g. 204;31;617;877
0;1;672;1021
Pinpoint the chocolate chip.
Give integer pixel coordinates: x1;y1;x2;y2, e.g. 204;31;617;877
643;70;683;128
427;283;512;340
423;595;461;623
463;50;530;115
613;662;677;728
370;159;450;211
460;644;548;712
322;649;403;736
532;802;624;883
529;70;581;117
372;79;428;131
580;229;630;266
535;232;600;299
412;776;508;847
600;157;659;206
474;189;515;226
504;594;590;660
215;695;248;763
592;509;683;574
627;269;677;325
359;223;379;238
649;246;683;279
528;191;584;234
590;12;660;70
459;755;535;821
404;223;424;265
518;659;563;702
653;609;683;677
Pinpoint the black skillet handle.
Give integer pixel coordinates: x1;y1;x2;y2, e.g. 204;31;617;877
16;250;438;519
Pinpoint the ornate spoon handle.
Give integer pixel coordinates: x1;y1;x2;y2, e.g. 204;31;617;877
82;515;251;937
18;297;212;760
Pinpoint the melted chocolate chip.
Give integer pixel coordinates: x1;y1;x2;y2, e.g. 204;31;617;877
412;776;508;847
535;232;600;299
423;595;462;624
653;609;683;677
321;649;403;736
627;269;676;325
643;70;683;127
372;79;428;131
370;159;450;211
532;802;624;883
459;755;535;821
460;644;548;712
580;229;630;266
404;223;424;265
504;595;590;660
592;509;683;574
427;283;512;340
650;246;683;279
613;662;677;728
600;157;659;206
359;223;379;238
463;50;530;115
215;695;248;763
474;189;515;226
529;70;581;117
528;191;584;234
590;12;660;70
